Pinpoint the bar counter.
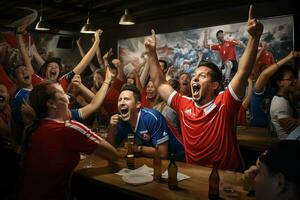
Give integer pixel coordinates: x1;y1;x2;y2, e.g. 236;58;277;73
73;155;256;200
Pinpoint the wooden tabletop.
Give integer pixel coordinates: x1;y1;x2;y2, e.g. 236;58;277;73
236;126;279;152
74;155;255;200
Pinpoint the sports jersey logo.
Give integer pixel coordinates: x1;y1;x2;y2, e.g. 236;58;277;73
204;103;216;115
141;132;151;142
163;131;167;136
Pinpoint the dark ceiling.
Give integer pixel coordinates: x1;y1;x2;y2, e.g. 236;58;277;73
0;0;295;34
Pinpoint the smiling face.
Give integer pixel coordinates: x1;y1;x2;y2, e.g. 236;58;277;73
278;70;297;94
14;65;32;88
45;62;60;81
118;90;140;123
191;66;219;105
0;84;9;110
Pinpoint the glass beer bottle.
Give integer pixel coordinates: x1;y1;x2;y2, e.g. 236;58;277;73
126;133;135;169
153;145;161;182
208;161;220;200
168;154;178;190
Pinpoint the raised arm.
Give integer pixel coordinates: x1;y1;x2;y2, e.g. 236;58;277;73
76;37;98;73
16;27;34;76
145;30;174;102
203;29;210;49
230;5;263;99
79;67;114;119
242;78;253;109
138;57;150;88
31;42;45;68
73;29;102;75
255;51;300;93
112;59;126;81
96;45;105;69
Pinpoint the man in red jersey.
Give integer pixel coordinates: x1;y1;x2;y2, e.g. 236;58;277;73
144;5;263;170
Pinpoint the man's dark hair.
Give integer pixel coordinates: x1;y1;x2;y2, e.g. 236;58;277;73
216;30;223;37
270;65;297;92
197;61;224;94
259;140;300;198
197;61;223;84
121;83;141;102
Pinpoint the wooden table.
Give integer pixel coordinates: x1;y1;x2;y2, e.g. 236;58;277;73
74;156;255;200
236;126;279;152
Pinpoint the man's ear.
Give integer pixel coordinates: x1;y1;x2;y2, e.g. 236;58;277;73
47;99;56;110
212;81;220;91
274;172;286;194
136;101;141;109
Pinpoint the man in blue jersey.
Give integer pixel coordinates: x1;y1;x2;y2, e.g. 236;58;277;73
107;84;185;161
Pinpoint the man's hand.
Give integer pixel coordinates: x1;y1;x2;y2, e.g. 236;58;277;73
144;29;157;56
246;5;263;39
110;114;121;127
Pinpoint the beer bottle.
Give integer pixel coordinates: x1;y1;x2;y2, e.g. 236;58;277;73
168;154;178;190
208;161;220;200
126;133;135;169
153;145;161;182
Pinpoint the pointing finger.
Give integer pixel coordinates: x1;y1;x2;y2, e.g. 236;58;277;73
248;4;254;20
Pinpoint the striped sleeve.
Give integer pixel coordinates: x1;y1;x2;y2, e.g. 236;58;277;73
66;120;102;144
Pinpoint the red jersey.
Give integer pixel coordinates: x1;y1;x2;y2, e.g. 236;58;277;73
31;73;71;92
211;40;238;62
102;78;126;115
19;119;101;199
168;85;242;170
252;50;275;79
237;105;247;126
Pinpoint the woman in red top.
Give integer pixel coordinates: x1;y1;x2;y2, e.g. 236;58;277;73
17;81;124;200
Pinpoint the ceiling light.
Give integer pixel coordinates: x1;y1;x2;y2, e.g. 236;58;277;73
35;0;50;31
35;16;50;31
80;12;96;34
119;9;135;25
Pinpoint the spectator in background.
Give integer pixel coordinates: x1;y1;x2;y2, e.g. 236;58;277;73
251;41;275;81
250;51;300;128
270;64;299;139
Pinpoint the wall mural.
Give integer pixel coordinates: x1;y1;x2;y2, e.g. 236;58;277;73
118;15;294;79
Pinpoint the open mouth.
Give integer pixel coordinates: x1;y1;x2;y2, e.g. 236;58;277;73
120;108;129;115
24;75;29;80
192;83;200;92
50;71;57;75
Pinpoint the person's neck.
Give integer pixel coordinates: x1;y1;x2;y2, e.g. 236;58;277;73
276;90;289;98
195;95;216;107
128;111;139;130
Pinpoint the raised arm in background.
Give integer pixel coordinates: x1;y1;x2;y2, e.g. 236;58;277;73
73;67;115;120
76;37;98;73
145;30;174;102
230;5;263;99
255;51;300;93
16;26;34;76
72;29;102;75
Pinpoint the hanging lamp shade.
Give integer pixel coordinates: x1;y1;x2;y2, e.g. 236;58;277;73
119;9;135;25
35;16;50;31
80;13;96;34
